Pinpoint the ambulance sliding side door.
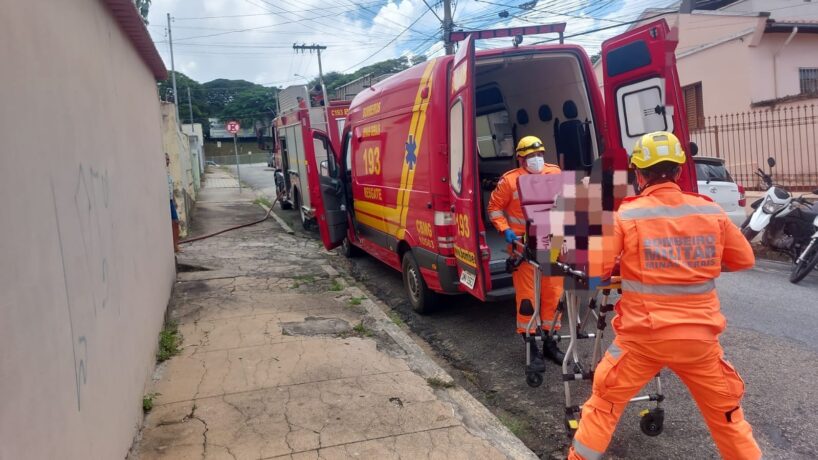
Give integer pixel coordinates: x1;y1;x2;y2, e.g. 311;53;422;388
601;19;697;192
448;35;490;300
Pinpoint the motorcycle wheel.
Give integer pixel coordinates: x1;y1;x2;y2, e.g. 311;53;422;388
741;226;759;242
789;242;818;284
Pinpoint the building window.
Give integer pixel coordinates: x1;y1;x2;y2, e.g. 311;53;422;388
800;68;818;95
682;82;704;129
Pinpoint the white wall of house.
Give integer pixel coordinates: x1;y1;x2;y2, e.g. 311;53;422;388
722;0;818;19
0;1;174;459
749;33;818;103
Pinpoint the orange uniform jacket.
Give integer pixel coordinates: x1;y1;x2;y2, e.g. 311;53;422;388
487;165;561;234
603;182;755;342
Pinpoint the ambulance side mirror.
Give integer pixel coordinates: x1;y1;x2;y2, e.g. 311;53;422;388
689;142;698;157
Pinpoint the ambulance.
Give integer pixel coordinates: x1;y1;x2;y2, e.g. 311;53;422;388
304;20;699;313
272;85;349;228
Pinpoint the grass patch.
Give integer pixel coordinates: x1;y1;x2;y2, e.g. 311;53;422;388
461;370;479;387
426;377;456;390
254;196;273;208
329;279;343;291
142;393;159;412
387;311;405;327
499;414;529;438
337;321;374;339
157;321;182;362
348;296;364;306
353;322;373;337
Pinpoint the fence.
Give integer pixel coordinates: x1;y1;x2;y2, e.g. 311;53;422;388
207;151;269;166
689;104;818;191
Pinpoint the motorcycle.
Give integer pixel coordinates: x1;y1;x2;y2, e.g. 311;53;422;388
740;157;818;284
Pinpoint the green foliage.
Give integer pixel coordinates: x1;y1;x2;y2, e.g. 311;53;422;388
329;279;343;291
387;311;404;326
426;377;455;389
218;86;277;126
254;196;273;208
348;296;364;306
499;414;529;437
142;392;159;412
134;0;150;24
157;321;182;362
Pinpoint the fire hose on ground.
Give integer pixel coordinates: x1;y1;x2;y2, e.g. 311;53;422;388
178;190;286;245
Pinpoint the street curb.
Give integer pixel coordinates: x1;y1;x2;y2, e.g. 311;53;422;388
257;202;295;235
324;266;540;460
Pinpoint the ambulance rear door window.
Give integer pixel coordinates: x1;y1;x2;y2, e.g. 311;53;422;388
450;99;465;194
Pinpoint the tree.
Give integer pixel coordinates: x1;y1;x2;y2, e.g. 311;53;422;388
218;86;278;127
134;0;150;24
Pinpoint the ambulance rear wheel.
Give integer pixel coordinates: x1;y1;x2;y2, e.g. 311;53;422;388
402;251;438;314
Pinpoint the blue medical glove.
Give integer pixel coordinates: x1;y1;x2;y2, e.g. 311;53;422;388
504;229;519;244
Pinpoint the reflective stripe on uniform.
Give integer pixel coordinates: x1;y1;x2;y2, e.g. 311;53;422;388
619;204;722;220
572;438;603;460
508;216;527;225
622;279;716;295
607;342;622;359
488;210;505;220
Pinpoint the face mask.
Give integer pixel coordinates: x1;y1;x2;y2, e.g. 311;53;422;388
525;156;545;173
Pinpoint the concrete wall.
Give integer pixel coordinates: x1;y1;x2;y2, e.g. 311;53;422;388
0;1;175;459
183;123;205;182
162;103;196;236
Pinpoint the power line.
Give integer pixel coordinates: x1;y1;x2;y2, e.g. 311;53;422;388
342;8;432;72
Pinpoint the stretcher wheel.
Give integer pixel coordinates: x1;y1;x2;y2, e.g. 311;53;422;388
525;372;543;387
639;408;664;437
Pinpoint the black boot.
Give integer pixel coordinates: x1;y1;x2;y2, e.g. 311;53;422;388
525;336;546;373
542;335;565;364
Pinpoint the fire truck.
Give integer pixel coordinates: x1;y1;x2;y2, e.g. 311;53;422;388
302;20;699;312
271;85;349;228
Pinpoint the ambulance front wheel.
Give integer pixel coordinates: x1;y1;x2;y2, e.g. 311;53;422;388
402;251;438;314
341;237;363;258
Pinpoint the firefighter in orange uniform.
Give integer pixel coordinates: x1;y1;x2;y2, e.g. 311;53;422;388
569;131;761;460
488;136;565;372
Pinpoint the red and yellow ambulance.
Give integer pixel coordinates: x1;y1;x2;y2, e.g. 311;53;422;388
304;20;699;313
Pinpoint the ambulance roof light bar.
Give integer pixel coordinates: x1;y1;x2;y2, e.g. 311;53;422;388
448;23;566;45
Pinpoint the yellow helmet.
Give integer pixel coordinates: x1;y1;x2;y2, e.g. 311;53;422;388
629;131;686;169
515;135;546;158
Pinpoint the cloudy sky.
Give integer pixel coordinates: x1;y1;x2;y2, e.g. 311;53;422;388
146;0;677;86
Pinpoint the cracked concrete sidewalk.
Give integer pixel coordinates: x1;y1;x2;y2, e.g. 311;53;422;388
130;168;537;460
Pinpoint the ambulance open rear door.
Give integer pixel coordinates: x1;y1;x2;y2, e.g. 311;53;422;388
600;19;697;192
448;34;491;300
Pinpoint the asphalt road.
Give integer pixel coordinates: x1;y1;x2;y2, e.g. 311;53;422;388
236;163;818;459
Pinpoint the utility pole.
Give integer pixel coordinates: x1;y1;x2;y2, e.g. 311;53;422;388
293;43;330;129
186;86;194;128
167;13;180;128
443;0;454;55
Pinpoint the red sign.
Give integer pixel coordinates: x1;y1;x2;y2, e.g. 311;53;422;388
226;120;240;134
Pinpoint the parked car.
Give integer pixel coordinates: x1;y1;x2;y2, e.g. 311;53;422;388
694;156;746;227
205;160;219;167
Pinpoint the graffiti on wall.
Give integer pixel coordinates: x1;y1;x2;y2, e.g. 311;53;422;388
51;165;112;411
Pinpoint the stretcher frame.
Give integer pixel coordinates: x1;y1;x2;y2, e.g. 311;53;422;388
511;240;666;438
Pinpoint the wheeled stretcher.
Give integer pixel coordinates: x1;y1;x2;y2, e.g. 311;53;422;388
510;173;666;438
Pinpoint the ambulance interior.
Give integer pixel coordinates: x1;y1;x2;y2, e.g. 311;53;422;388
472;52;600;277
